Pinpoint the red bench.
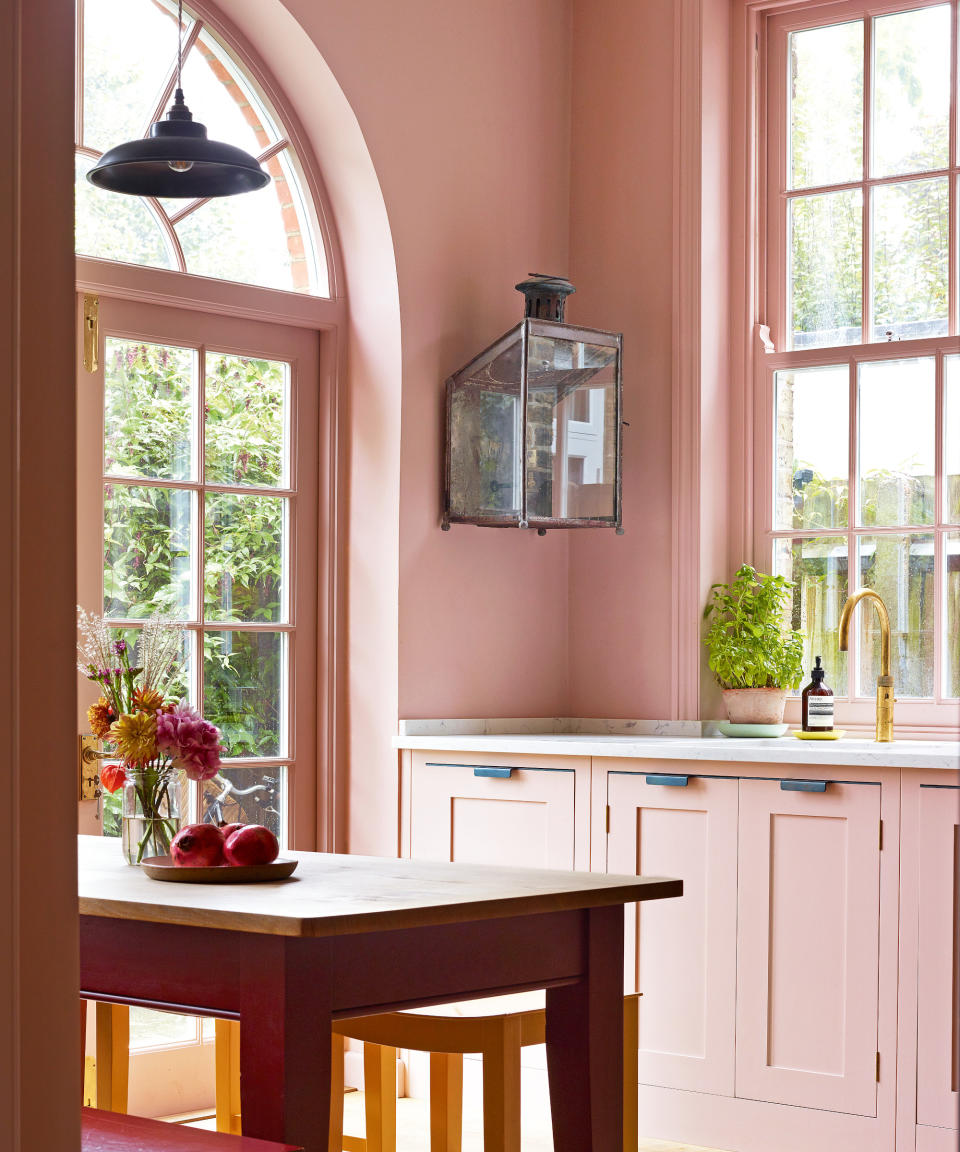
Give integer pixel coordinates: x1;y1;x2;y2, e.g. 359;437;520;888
82;1107;302;1152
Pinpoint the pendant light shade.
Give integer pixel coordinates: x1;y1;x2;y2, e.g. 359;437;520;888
86;1;269;200
87;90;270;199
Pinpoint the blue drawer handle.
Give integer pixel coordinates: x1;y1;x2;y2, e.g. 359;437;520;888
473;767;514;779
780;779;827;792
645;774;689;787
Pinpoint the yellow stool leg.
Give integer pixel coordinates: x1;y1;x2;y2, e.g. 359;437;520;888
480;1017;521;1152
362;1042;397;1152
429;1052;463;1152
94;1003;129;1113
215;1019;242;1135
623;997;639;1152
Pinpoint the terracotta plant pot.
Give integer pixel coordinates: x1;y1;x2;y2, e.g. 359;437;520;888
722;687;788;725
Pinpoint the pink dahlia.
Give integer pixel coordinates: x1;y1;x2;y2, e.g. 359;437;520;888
156;702;223;782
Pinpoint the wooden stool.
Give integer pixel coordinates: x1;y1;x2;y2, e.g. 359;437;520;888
217;992;640;1152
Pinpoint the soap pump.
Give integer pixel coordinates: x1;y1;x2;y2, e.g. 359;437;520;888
801;656;834;732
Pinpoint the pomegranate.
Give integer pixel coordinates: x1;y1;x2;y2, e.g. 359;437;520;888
170;823;225;867
224;824;279;867
218;822;244;840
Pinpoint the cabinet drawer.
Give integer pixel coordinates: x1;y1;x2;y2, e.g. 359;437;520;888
409;758;577;870
735;778;881;1117
607;771;738;1097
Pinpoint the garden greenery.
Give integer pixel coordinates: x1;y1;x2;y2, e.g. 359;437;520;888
702;565;804;690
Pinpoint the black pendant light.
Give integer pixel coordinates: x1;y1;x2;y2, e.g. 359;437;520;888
87;0;270;199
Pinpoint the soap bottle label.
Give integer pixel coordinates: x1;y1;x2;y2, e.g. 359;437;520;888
806;699;835;728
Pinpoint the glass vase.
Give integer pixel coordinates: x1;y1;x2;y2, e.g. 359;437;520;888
121;764;181;865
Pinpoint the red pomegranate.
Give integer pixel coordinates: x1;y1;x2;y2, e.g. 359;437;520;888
170;823;225;867
224;824;279;866
218;822;244;840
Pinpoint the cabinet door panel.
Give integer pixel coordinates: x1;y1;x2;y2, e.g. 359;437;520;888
736;779;880;1116
916;785;960;1130
607;772;738;1096
410;760;576;869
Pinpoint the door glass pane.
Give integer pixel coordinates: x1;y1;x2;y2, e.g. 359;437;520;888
775;537;849;695
789;189;862;348
789;21;863;190
105;339;195;481
200;765;285;842
204;493;286;623
775;367;848;530
203;631;284;758
81;0;185;152
872;5;950;178
858;359;935;526
871;179;948;342
128;1008;198;1051
857;534;934;697
205;353;288;487
103;484;194;619
76;155;177;270
947;533;960;698
946;357;960;523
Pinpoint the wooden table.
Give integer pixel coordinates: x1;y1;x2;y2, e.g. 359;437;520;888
78;836;681;1152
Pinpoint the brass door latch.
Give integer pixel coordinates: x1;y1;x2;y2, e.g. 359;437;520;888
78;734;103;809
82;294;99;374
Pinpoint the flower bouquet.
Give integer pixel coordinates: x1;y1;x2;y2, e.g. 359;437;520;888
78;609;224;864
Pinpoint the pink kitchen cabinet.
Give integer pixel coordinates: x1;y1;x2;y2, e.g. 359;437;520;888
915;785;959;1142
605;770;738;1096
735;778;882;1117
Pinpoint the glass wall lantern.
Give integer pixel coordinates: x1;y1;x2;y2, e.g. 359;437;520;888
443;276;623;535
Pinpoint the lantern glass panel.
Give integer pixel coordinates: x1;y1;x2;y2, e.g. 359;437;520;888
524;336;618;522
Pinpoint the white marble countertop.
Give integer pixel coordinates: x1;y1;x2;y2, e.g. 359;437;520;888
395;723;960;772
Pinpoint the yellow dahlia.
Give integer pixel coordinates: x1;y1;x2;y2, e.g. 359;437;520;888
87;697;116;739
110;711;158;764
133;686;165;714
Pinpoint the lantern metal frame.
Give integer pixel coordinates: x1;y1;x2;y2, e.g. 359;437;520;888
442;317;623;533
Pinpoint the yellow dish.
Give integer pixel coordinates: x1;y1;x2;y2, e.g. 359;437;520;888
792;730;845;740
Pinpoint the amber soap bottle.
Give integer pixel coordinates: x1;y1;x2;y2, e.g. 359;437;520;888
801;656;834;732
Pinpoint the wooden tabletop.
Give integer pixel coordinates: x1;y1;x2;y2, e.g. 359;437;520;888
78;835;682;938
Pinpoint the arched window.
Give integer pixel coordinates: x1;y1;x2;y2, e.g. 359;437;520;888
75;0;329;296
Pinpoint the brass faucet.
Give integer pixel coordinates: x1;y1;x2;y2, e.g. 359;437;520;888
838;590;894;742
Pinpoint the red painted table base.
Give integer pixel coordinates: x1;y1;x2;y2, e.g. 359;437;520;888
80;905;624;1152
81;1106;300;1151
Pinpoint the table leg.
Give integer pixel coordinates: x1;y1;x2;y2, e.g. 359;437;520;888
545;905;624;1152
238;939;333;1152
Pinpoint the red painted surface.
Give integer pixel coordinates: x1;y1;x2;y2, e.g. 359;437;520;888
82;1107;300;1152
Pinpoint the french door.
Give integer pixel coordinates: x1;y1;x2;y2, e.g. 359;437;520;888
76;294;320;1115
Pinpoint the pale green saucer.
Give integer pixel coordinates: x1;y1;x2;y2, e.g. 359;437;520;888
717;722;789;738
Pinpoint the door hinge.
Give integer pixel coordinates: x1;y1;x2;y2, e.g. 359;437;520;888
82;293;99;373
879;819;883;850
876;1051;880;1081
606;804;611;833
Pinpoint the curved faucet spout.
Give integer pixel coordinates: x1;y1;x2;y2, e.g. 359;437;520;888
838;589;894;741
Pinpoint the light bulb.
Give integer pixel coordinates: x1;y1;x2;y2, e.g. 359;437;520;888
168;159;194;173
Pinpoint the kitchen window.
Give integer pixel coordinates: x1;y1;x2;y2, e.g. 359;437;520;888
756;0;960;729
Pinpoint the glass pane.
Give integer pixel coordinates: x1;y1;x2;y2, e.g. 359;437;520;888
175;184;296;291
947;532;960;698
524;337;618;521
199;765;285;843
129;1008;198;1052
204;493;286;623
857;534;934;697
205;353;287;487
858;359;934;526
103;484;193;619
872;5;950;178
775;366;848;530
871;178;948;341
946;357;960;523
789;21;863;190
789;189;862;349
76;154;176;269
82;0;185;152
203;631;284;758
267;148;325;296
180;33;278;154
775;536;849;696
104;339;195;481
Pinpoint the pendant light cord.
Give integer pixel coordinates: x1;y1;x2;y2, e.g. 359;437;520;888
176;0;184;92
